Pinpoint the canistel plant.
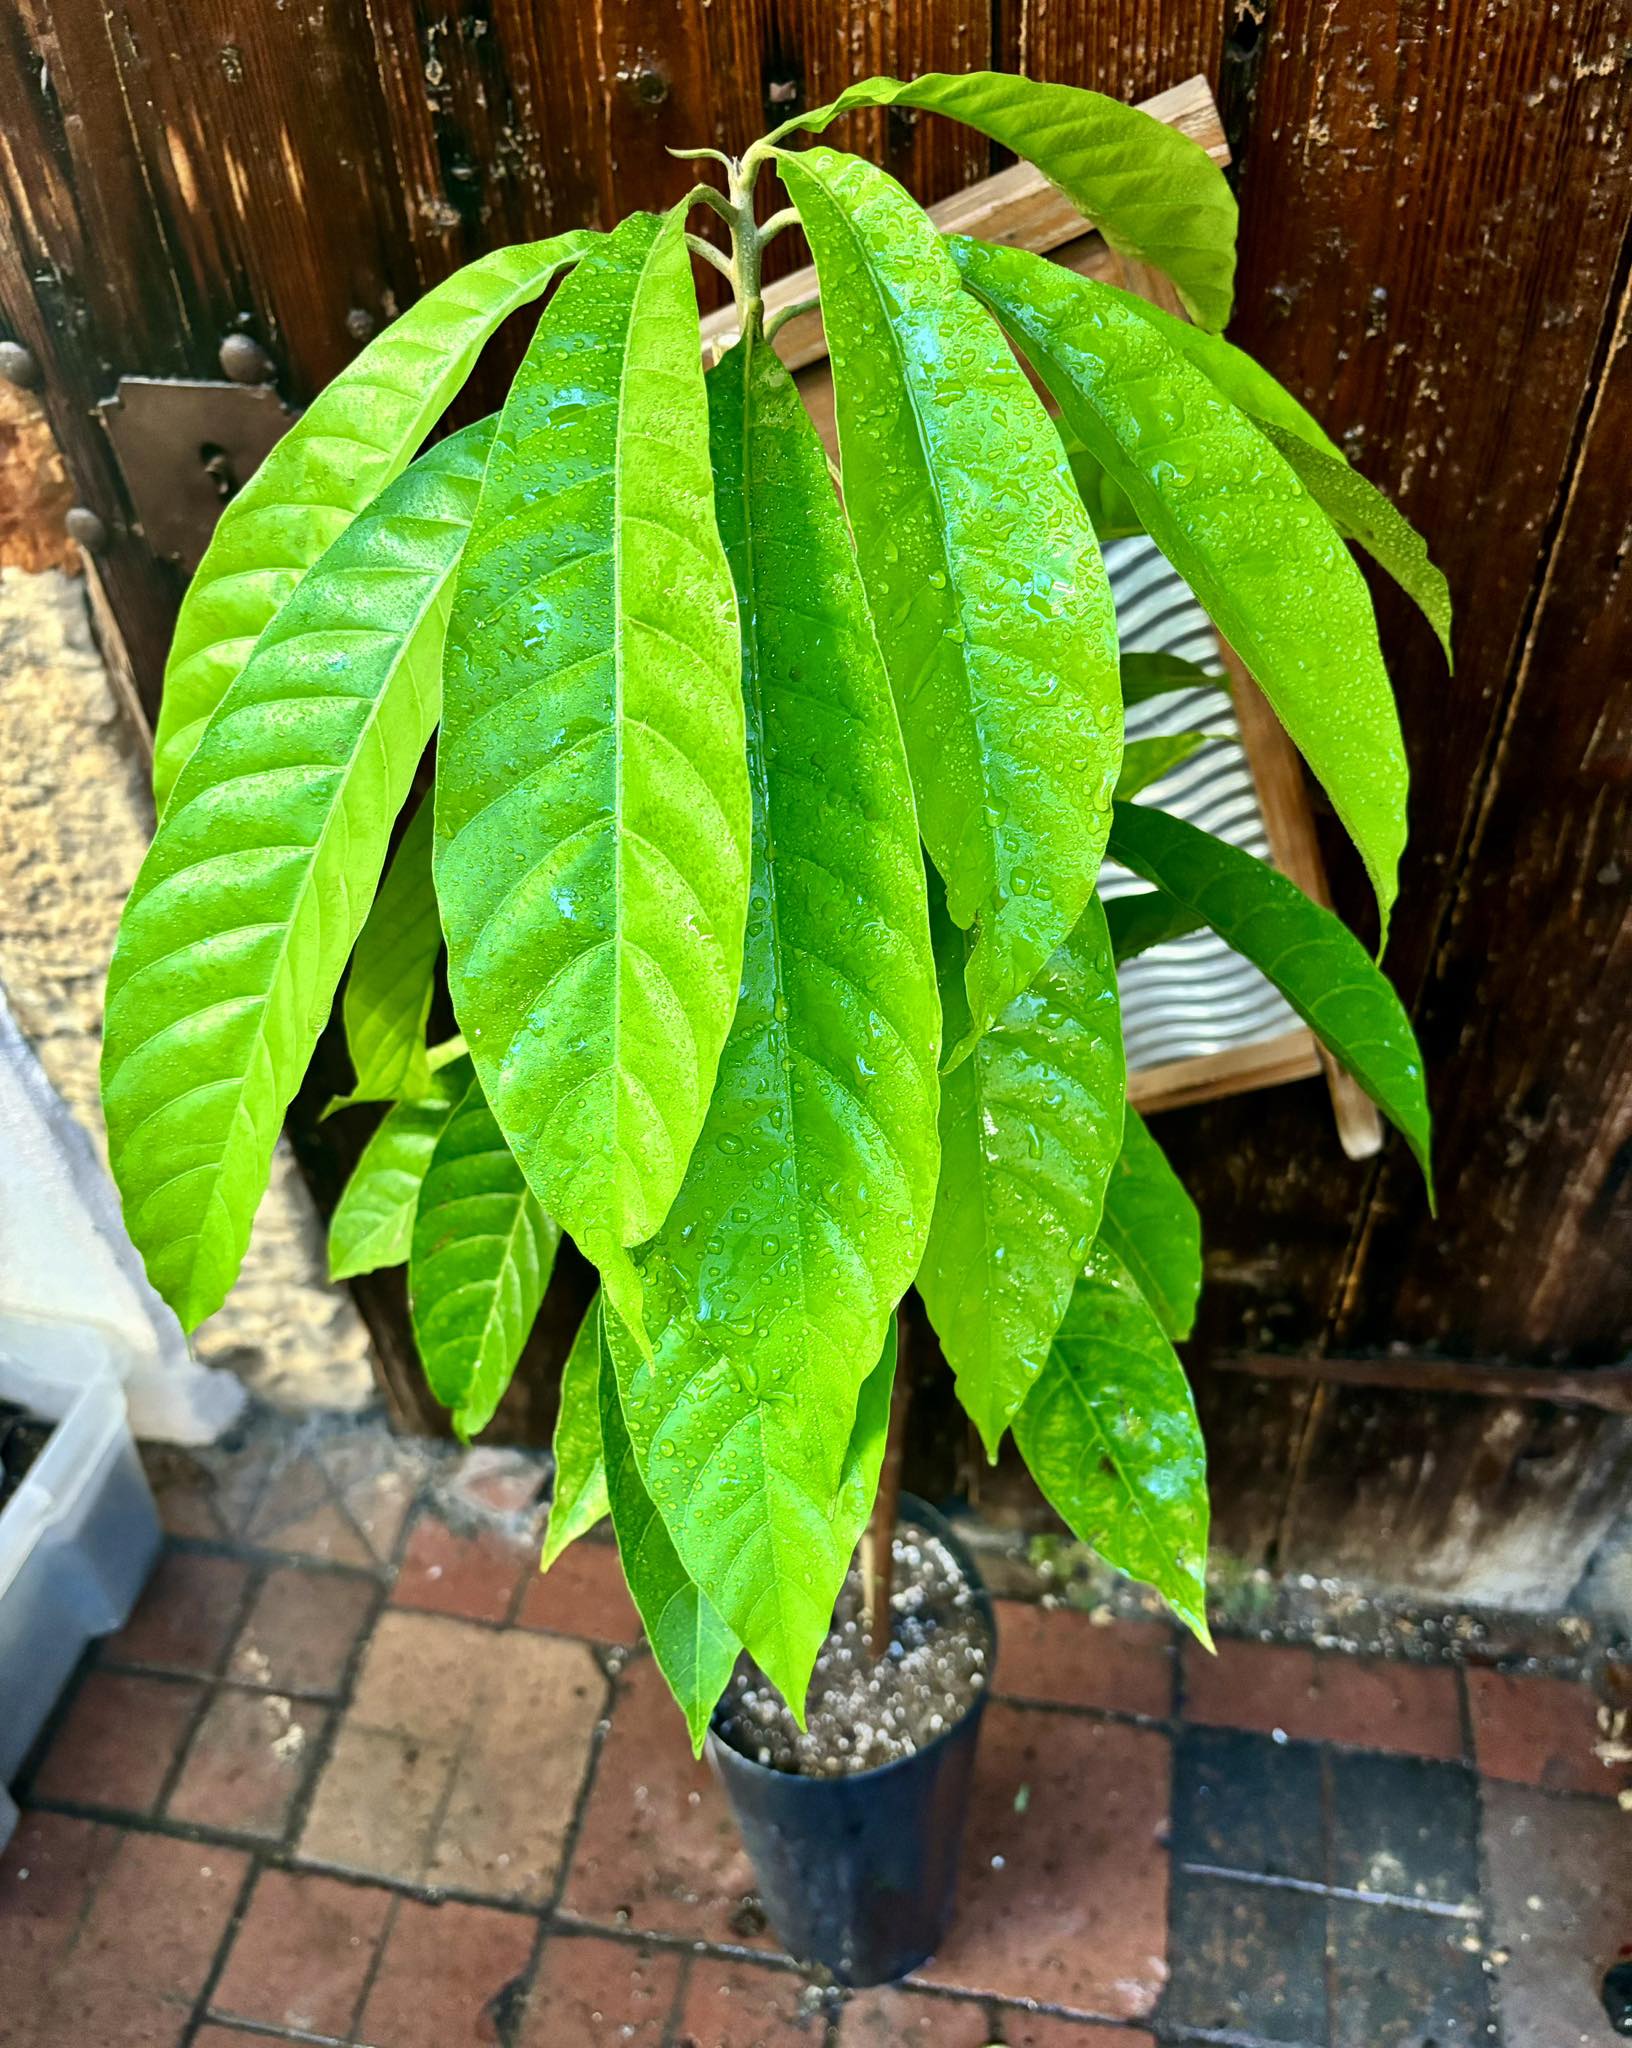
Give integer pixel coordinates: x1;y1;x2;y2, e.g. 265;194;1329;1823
102;74;1444;1748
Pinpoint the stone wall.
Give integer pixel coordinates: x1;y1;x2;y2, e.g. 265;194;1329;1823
0;443;376;1414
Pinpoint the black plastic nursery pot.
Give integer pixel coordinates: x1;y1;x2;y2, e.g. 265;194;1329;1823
706;1494;997;1988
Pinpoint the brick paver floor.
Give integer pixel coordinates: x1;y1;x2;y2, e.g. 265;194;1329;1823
2;1414;1626;2047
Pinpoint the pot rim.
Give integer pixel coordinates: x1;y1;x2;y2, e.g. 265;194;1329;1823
705;1491;998;1794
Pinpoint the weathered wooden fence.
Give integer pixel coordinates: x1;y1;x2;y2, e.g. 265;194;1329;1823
3;0;1628;1602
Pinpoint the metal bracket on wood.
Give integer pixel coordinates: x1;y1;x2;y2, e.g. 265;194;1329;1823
98;377;297;574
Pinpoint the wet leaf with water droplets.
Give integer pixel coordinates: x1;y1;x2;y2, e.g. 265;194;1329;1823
1098;1108;1202;1343
921;871;1125;1459
953;237;1409;948
598;1306;738;1754
600;337;939;1711
435;211;750;1340
102;423;492;1331
773;147;1121;1057
408;1061;560;1441
151;233;594;807
1108;801;1432;1195
782;71;1237;330
1015;1242;1211;1643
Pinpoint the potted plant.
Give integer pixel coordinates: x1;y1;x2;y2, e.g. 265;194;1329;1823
101;69;1444;1985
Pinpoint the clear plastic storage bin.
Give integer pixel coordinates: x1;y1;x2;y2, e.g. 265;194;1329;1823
0;1340;161;1843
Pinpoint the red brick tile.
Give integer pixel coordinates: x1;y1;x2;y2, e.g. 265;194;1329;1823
32;1671;201;1812
998;2016;1154;2048
430;1633;604;1903
1467;1669;1629;1798
355;1897;535;2048
103;1551;250;1676
914;1706;1170;2019
517;1540;642;1645
195;2031;269;2045
676;1959;824;2046
26;1830;247;2044
166;1688;328;1837
564;1656;766;1946
836;1984;990;2043
140;1446;231;1542
227;1565;376;1695
300;1611;602;1900
212;1869;391;2036
0;1811;113;2011
392;1512;531;1624
1184;1640;1463;1761
995;1605;1173;1718
519;1932;683;2046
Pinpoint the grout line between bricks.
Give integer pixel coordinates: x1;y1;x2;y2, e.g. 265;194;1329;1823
182;1850;264;2046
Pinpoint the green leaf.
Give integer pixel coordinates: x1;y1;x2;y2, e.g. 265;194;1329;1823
1257;423;1454;665
599;335;940;1710
921;874;1126;1460
1119;651;1224;708
540;1294;610;1572
953;238;1409;947
408;1063;560;1440
1115;732;1206;799
1104;887;1205;963
1086;277;1342;455
328;1065;464;1281
151;236;593;807
1015;1242;1211;1642
1109;801;1432;1192
331;796;442;1112
773;146;1121;1053
102;422;492;1332
781;71;1238;330
1099;1108;1202;1342
436;209;749;1339
597;1309;739;1754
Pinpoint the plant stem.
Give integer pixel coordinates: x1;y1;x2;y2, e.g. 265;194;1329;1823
864;1304;915;1661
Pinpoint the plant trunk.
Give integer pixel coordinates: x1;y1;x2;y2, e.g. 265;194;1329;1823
863;1303;914;1660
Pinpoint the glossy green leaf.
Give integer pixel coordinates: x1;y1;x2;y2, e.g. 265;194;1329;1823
409;1064;561;1441
1099;1108;1202;1342
1109;801;1432;1191
151;236;592;806
1257;424;1454;665
921;874;1125;1459
103;423;492;1332
332;796;442;1112
953;238;1408;945
1088;277;1342;456
328;1065;463;1281
1083;277;1453;652
774;147;1121;1053
1104;887;1205;963
598;1310;739;1753
781;71;1237;329
436;210;749;1339
606;1308;898;1725
1115;733;1206;799
600;335;940;1708
1015;1242;1211;1641
1119;651;1223;708
540;1294;610;1572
